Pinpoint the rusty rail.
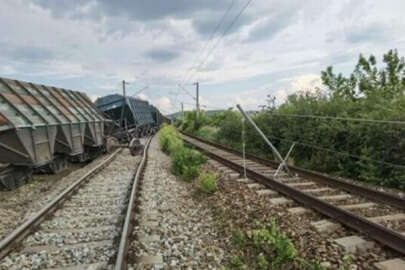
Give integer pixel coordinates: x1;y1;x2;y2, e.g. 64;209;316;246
0;148;122;260
115;136;153;270
181;133;405;255
181;131;405;211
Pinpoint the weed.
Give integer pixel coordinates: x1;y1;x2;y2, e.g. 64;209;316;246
198;172;217;193
229;256;245;269
251;220;296;268
257;255;269;269
296;258;326;270
339;254;353;270
158;125;183;154
231;230;245;248
171;147;205;181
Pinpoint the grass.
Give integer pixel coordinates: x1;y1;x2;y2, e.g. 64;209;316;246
198;172;217;193
225;220;330;270
159;125;206;182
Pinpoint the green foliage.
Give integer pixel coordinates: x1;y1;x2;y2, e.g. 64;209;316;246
339;254;353;270
198;172;217;193
197;126;218;141
251;220;296;268
296;258;326;270
171;147;205;182
184;50;405;190
159;125;205;182
158;125;183;154
231;230;245;248
256;255;269;269
229;256;245;269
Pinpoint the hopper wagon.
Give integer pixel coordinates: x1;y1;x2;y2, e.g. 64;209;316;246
0;77;107;189
95;94;158;142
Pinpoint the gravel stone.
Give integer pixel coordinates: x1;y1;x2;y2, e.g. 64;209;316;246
128;136;228;269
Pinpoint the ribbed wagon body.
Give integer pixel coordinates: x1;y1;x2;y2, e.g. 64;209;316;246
0;77;106;189
95;94;156;141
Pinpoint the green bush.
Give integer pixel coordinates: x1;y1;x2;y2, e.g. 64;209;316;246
178;50;405;190
199;172;217;193
251;220;296;268
196;126;218;141
158;125;183;154
171;146;206;181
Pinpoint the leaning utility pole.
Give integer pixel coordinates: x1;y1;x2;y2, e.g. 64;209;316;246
181;102;184;120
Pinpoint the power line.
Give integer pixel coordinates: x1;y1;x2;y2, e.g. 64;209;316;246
262;133;405;170
181;0;238;85
268;112;405;125
185;0;254;84
177;84;195;100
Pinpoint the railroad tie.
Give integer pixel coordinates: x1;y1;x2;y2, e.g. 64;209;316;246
374;258;405;270
333;236;375;254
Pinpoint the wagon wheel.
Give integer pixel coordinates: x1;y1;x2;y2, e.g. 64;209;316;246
105;136;119;153
129;138;144;156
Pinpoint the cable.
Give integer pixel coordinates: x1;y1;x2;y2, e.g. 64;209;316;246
262;133;405;170
180;0;237;86
177;84;195;100
268;112;405;125
185;0;254;85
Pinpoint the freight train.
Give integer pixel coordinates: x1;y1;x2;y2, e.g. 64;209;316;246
0;77;166;190
94;94;167;143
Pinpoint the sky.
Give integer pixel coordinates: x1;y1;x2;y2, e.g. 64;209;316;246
1;0;404;115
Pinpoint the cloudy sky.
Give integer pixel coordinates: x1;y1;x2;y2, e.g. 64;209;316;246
1;0;404;114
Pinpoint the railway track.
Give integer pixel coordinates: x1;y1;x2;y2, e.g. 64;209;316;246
0;137;152;270
181;133;405;258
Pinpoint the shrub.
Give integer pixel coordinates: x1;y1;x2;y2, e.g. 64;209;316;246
182;165;200;182
171;147;205;181
231;230;245;248
158;125;183;154
197;126;218;141
251;220;296;268
198;172;217;193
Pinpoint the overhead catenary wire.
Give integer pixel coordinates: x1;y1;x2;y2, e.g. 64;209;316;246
262;133;405;170
180;0;237;86
184;0;254;85
268;112;405;125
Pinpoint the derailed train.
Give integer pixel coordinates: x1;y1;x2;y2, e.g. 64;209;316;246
0;77;167;190
95;94;166;142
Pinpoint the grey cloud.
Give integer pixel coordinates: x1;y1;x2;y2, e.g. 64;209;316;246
145;49;180;62
345;22;392;44
33;0;233;21
245;10;297;43
0;42;54;63
31;0;254;38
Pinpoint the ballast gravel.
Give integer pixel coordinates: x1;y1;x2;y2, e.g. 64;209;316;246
0;153;113;241
128;137;232;269
0;150;140;270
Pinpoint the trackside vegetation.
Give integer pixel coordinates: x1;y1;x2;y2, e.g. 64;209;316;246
176;50;405;190
158;125;207;183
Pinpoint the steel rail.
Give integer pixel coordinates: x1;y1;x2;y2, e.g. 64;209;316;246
115;136;153;270
0;148;122;260
181;132;405;211
182;133;405;255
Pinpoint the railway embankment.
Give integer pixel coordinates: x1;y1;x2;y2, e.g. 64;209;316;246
128;134;231;269
0;154;110;241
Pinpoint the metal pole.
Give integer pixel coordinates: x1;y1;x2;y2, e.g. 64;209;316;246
236;104;292;176
195;82;199;117
120;80;127;130
181;102;184;120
